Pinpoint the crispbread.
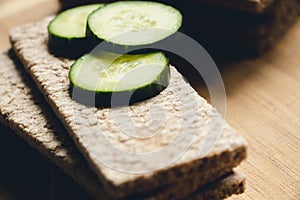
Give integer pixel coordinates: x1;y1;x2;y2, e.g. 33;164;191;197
52;166;245;200
182;0;300;55
186;0;300;38
0;51;245;199
0;51;107;199
10;17;247;198
186;171;245;200
0;50;245;199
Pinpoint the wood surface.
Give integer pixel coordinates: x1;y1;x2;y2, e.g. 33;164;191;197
0;0;299;199
223;22;300;198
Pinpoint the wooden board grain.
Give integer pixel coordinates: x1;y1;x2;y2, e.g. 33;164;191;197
222;22;300;199
0;0;300;199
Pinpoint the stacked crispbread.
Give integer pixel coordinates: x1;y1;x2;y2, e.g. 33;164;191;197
59;0;300;56
0;9;248;200
182;0;300;55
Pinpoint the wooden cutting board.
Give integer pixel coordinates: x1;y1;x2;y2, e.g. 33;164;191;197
0;0;299;199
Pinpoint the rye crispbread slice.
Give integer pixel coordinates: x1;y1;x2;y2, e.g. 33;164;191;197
176;0;300;56
0;50;244;200
188;0;300;54
0;50;246;199
52;165;245;200
0;51;107;199
10;17;247;198
186;171;245;200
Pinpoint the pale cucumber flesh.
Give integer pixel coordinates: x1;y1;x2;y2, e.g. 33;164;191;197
87;1;182;46
49;4;104;38
47;4;105;58
69;52;170;107
70;52;169;92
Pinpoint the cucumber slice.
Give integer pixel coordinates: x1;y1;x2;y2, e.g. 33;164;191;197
87;1;182;52
69;52;170;107
48;4;104;58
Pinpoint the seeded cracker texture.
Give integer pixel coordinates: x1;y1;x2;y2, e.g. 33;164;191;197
10;17;247;198
0;51;245;199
